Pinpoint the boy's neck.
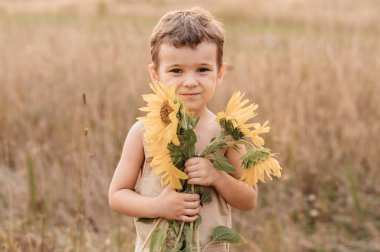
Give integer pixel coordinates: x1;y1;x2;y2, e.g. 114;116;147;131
188;106;209;119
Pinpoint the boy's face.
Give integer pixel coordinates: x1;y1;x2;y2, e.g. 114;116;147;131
148;41;226;115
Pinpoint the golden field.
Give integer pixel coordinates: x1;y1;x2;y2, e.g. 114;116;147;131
0;0;379;251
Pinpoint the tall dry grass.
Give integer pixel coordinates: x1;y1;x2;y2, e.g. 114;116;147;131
0;0;379;251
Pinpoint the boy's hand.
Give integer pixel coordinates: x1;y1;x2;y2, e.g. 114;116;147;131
185;157;221;187
156;185;201;222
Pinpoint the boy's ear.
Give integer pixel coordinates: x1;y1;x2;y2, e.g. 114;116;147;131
148;63;159;84
217;63;227;84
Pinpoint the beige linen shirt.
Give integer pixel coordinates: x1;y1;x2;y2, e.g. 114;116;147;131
133;145;231;252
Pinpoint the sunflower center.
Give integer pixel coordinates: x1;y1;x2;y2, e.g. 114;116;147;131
160;101;174;125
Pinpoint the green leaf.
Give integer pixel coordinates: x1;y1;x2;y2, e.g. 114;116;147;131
183;246;191;252
194;215;202;229
171;221;180;236
136;217;156;224
202;140;228;156
241;148;272;168
184;223;193;248
150;228;165;252
231;128;244;140
185;113;199;130
212;156;236;174
218;118;246;140
193;185;203;194
179;128;197;159
166;239;184;252
179;108;187;130
185;129;197;145
168;143;185;168
219;118;226;128
201;191;212;205
225;120;234;134
211;226;247;244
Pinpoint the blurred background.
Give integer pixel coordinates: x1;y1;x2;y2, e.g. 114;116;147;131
0;0;379;251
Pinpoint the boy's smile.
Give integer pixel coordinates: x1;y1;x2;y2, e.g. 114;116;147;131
149;41;226;115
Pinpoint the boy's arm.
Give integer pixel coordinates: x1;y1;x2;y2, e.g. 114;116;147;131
108;121;200;222
108;121;158;218
185;145;258;211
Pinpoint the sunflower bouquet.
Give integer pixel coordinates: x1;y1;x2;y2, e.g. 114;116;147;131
137;83;282;252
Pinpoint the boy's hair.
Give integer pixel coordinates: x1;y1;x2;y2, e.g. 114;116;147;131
150;7;225;70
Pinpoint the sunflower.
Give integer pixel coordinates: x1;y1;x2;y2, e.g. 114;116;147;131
216;91;270;147
146;144;188;189
241;156;282;186
248;121;270;147
138;82;180;147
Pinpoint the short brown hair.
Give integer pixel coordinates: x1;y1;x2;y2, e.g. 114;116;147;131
150;7;225;70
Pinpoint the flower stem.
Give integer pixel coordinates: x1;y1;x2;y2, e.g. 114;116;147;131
138;218;163;252
174;221;185;248
196;227;200;252
236;138;255;148
158;222;169;252
189;184;195;251
202;241;215;252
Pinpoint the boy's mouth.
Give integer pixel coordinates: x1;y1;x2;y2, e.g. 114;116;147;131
179;93;200;98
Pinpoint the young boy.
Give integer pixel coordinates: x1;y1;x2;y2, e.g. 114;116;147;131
108;7;258;251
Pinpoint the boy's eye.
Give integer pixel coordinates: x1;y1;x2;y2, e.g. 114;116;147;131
170;69;182;74
198;68;210;72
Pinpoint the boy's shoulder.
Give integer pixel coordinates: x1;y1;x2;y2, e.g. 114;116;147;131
131;120;144;130
200;109;222;132
128;120;144;138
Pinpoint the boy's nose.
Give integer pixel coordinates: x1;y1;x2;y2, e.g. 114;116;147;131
182;76;198;88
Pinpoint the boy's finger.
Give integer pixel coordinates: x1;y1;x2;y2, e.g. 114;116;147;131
183;207;200;216
183;193;200;201
184;158;200;167
187;178;202;186
186;171;200;179
185;165;198;173
185;201;201;209
179;214;198;223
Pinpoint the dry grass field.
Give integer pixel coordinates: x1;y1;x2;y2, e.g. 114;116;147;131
0;0;379;251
